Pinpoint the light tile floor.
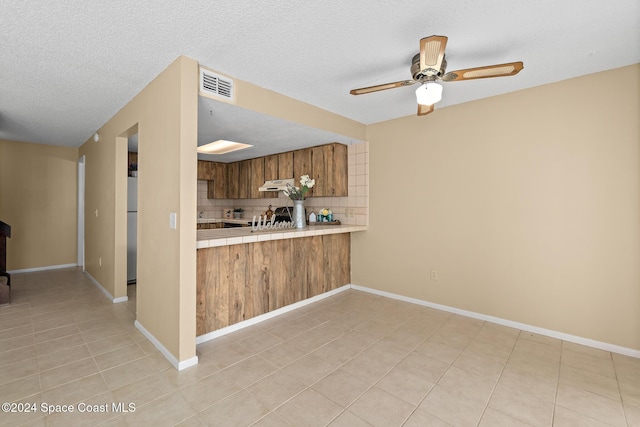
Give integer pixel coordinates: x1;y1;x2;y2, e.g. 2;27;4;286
1;267;639;426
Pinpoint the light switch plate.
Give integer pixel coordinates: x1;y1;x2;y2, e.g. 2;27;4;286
169;212;177;229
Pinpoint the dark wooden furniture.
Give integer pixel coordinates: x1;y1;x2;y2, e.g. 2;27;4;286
0;220;11;305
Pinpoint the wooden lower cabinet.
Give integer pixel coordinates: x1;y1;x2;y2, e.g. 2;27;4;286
196;223;224;230
196;233;350;336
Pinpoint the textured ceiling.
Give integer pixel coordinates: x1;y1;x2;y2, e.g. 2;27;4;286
1;0;638;149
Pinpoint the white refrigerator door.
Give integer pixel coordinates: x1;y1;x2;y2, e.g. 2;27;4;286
127;211;137;282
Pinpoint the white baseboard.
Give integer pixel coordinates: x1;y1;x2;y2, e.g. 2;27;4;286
135;320;198;371
196;284;351;345
8;263;78;274
350;284;640;359
84;272;128;304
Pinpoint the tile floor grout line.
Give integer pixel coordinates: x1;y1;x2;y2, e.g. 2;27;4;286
611;350;632;427
472;327;522;427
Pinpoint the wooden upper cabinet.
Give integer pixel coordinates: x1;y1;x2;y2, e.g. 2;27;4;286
198;160;228;199
208;162;227;199
226;161;240;199
310;146;326;197
277;152;293;180
249;157;264;199
197;160;214;180
262;155;278;198
292;149;312;187
328;143;348;196
308;143;348;197
199;143;347;200
264;155;278;181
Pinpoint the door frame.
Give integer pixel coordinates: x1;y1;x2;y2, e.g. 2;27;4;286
77;155;85;269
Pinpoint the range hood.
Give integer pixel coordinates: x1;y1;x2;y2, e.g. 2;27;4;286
259;179;294;192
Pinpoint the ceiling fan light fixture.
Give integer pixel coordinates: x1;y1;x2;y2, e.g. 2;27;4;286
415;82;443;106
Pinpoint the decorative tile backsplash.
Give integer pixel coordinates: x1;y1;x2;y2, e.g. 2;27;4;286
197;141;369;225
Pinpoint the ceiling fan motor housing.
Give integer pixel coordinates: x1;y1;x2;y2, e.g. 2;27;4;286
411;54;447;81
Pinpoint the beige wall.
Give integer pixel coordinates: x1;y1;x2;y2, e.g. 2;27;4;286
353;64;640;351
199;66;366;142
79;56;199;363
78;58;364;366
0;139;78;271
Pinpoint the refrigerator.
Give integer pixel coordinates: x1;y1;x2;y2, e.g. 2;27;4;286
127;177;137;284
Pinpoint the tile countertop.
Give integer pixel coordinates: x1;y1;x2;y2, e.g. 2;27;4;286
197;224;368;249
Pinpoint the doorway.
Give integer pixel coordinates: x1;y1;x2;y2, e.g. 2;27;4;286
126;133;138;314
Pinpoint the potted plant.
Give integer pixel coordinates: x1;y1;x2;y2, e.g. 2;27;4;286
233;208;244;219
283;175;315;228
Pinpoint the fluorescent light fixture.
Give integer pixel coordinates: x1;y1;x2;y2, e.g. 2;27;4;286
197;140;253;155
415;82;443;106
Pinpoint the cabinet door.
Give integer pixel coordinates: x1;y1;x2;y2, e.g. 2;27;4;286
215;162;227;199
197;160;207;180
310;146;326;197
249;157;264;199
277;152;293;180
238;160;251;199
293;148;312;186
262;155;278;198
328;143;348;196
226;162;240;199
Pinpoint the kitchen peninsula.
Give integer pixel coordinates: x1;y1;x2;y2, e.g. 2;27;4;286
196;224;367;338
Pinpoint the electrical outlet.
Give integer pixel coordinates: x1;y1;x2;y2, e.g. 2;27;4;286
345;208;355;218
430;270;438;280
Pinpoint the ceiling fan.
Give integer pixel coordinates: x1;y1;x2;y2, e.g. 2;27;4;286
349;35;524;116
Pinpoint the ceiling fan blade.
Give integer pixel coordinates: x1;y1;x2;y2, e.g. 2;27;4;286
419;35;448;74
442;61;524;82
350;80;416;95
417;104;434;116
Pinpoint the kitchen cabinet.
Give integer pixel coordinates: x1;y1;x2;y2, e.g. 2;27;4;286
277;151;293;180
262;152;293;198
197;222;224;230
198;160;227;199
197;160;213;180
196;233;350;335
226;161;240;199
207;162;227;199
237;160;251;199
309;143;348;197
293;148;312;189
326;142;348;196
263;154;278;198
310;146;325;196
249;157;265;199
198;142;347;199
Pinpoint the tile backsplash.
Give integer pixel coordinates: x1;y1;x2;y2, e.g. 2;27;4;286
197;141;369;225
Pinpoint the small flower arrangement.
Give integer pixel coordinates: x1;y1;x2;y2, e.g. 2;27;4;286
283;175;315;200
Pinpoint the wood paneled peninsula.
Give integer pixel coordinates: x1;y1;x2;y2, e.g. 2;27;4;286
196;225;366;338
